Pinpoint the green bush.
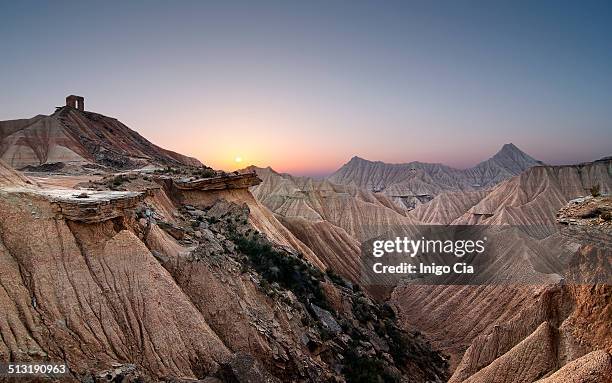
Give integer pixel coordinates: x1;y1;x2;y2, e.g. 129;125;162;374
110;174;129;187
342;347;398;383
380;303;396;319
196;167;216;178
590;184;601;197
232;233;330;310
352;297;376;323
384;320;411;365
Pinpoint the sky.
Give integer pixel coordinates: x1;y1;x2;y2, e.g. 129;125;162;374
1;0;611;176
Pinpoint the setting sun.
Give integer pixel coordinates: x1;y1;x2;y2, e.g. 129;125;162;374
234;156;243;163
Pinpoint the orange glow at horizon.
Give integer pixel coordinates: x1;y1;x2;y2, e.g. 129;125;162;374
154;102;562;177
191;135;344;175
199;144;340;175
181;108;352;176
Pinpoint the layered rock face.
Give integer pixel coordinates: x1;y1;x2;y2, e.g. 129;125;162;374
388;159;612;382
0;106;201;170
452;158;611;227
328;143;542;209
0;192;231;379
249;166;420;288
44;189;145;223
0;169;449;382
174;171;261;191
251;153;610;382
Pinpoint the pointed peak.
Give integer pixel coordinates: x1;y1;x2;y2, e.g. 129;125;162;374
499;142;520;152
349;155;367;162
345;156;376;166
481;142;543;172
493;143;535;159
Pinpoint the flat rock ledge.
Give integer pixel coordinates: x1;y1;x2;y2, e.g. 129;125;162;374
173;172;262;191
46;190;144;223
3;187;145;223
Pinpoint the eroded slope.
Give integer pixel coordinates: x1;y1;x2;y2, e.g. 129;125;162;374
0;170;449;382
0;107;201;170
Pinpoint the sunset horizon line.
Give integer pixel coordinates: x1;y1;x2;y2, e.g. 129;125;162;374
3;99;608;178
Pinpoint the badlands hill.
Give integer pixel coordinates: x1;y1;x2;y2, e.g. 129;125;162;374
0;103;201;170
410;158;611;226
453;158;611;227
249;165;421;287
328;143;542;209
250;157;611;382
390;159;612;382
2;98;609;382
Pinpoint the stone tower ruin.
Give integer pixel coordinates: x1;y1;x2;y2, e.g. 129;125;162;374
66;95;85;111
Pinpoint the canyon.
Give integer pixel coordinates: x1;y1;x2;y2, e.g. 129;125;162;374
0;101;610;382
249;156;611;382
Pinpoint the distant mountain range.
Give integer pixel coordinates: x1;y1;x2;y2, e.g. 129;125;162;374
0;106;201;170
328;143;543;209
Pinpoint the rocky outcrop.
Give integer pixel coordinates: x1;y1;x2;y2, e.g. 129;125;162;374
173;172;261;191
168;183;326;271
0;106;201;170
557;195;611;227
49;190;145;223
1;187;145;223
